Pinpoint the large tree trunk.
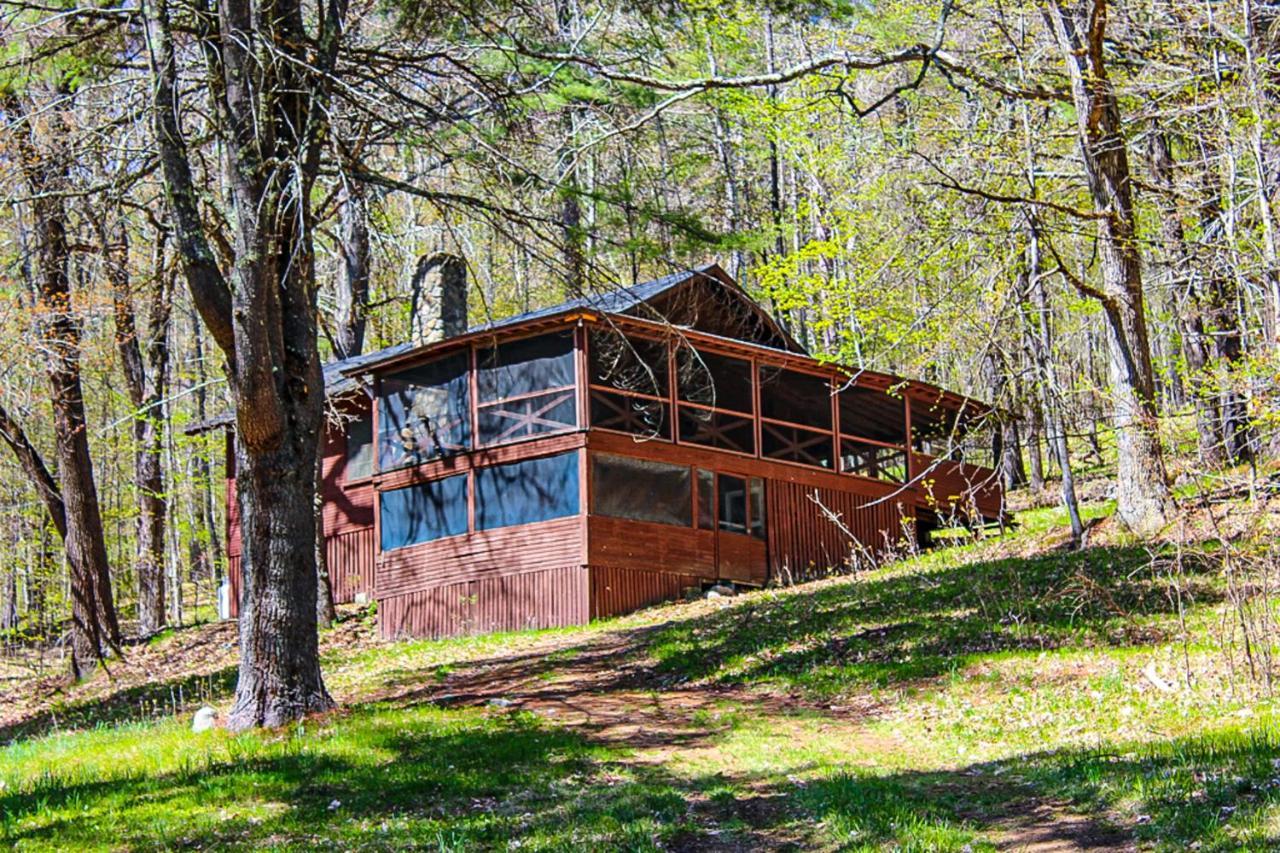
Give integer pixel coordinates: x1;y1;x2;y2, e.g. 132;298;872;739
231;433;331;727
145;0;338;727
1047;0;1172;537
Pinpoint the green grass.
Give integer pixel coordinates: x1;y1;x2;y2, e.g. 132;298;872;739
0;705;690;850
3;494;1280;850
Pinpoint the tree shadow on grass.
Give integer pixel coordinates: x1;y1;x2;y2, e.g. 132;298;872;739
0;702;701;850
4;700;1278;851
637;545;1221;692
796;724;1280;851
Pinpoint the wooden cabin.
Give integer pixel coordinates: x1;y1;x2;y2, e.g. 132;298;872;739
216;264;1002;639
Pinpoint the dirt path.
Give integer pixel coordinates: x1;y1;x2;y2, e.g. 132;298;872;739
369;611;1133;852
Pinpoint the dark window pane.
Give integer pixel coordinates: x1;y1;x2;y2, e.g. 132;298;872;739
840;439;908;483
678;406;755;455
592;455;691;526
380;474;468;551
474;451;580;531
749;478;766;539
761;422;835;469
345;414;374;480
838;385;906;444
378;352;471;471
758;366;832;430
589;330;669;397
676;347;753;414
478;389;577;445
718;474;748;534
696;469;714;529
590;390;669;439
476;330;575;403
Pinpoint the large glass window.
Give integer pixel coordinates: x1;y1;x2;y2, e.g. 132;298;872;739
592;454;691;526
380;474;468;551
589;330;670;440
696;469;714;529
749;477;766;540
345;413;374;481
474;451;580;530
476;331;577;445
378;352;471;472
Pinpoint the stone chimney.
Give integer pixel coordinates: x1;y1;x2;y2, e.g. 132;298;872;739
409;252;468;345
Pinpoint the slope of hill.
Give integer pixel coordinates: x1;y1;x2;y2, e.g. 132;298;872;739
2;492;1279;851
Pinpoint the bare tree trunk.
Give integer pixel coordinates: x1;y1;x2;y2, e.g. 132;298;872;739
332;174;370;361
1046;0;1172;537
315;440;336;629
9;93;121;673
191;315;225;582
104;219;173;636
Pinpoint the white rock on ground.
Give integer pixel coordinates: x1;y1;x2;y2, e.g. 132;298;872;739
192;706;218;733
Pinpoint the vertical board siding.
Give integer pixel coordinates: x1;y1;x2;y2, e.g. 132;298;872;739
227;554;242;618
328;526;376;603
588;565;692;619
766;478;908;582
379;565;588;639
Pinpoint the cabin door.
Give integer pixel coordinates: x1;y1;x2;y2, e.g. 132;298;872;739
711;473;768;585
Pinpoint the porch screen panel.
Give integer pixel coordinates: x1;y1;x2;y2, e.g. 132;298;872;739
474;450;580;530
345;414;374;480
589;330;669;396
592;454;691;526
588;330;670;439
676;346;754;454
378;352;471;472
837;385;906;445
837;385;908;482
758;366;834;468
677;347;753;413
380;473;468;551
476;331;577;445
839;439;907;482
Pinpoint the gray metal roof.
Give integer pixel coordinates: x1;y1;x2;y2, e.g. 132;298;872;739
187;265;720;433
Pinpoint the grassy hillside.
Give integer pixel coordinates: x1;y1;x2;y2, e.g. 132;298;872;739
2;494;1279;850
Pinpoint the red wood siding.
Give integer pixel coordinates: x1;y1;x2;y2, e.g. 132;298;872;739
589;565;692;618
377;515;586;598
379;565;588;639
586;517;715;577
913;454;1004;520
328;527;376;603
766;479;908;582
